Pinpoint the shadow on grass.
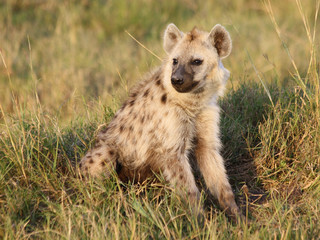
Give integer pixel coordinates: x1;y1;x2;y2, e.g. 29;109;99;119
219;82;280;211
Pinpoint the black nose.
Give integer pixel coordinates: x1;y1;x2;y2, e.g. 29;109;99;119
171;76;184;85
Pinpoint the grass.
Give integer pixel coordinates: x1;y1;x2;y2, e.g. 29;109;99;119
1;0;320;239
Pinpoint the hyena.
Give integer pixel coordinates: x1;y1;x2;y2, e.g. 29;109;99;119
80;23;240;217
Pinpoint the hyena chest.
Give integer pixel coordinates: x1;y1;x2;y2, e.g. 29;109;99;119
116;105;196;182
159;110;196;157
132;106;195;164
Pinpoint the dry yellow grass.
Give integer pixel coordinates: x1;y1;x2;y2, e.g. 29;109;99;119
1;0;319;121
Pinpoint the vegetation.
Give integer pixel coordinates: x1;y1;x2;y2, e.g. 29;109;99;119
0;0;319;239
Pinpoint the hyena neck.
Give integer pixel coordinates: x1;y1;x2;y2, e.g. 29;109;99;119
169;90;215;119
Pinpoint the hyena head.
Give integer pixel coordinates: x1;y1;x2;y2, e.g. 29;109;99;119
163;23;232;95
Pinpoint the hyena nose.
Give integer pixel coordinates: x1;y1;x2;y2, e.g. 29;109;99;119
171;76;184;85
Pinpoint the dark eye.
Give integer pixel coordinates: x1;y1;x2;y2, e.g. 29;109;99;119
173;58;178;65
191;59;203;66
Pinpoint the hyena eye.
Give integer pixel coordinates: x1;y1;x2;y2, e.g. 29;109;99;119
191;59;203;66
172;58;178;65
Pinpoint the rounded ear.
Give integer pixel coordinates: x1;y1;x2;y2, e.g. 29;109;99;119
163;23;184;54
208;24;232;59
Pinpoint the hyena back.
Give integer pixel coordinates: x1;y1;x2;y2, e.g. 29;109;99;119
80;23;240;217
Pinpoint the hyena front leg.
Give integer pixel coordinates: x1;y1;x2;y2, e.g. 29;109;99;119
195;107;240;217
162;157;202;214
80;139;117;178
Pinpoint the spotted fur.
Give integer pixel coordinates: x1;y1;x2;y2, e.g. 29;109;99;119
80;23;240;217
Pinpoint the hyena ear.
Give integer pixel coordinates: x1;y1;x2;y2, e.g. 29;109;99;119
163;23;184;54
208;24;232;59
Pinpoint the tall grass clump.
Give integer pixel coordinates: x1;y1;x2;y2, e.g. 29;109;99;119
253;0;320;197
241;3;320;236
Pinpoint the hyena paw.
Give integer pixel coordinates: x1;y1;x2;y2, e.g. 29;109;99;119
79;155;93;176
79;153;103;177
79;148;116;178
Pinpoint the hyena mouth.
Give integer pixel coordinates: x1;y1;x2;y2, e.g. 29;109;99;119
172;81;200;93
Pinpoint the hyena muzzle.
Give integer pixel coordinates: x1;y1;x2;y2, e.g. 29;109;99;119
79;23;241;218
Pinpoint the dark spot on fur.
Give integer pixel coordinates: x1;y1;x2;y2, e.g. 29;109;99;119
194;86;205;94
192;136;199;145
140;115;145;124
129;99;135;107
95;143;102;149
109;150;114;156
89;159;94;164
131;92;137;98
161;93;167;104
100;161;106;166
129;126;134;132
120;125;124;132
95;152;102;157
120;102;127;111
156;78;164;90
143;89;150;98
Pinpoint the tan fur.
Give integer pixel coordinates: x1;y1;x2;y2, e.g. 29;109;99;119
79;23;240;217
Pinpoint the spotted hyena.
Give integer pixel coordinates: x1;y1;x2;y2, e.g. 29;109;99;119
80;23;240;217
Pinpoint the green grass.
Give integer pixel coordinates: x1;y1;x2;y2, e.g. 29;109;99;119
1;0;320;239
